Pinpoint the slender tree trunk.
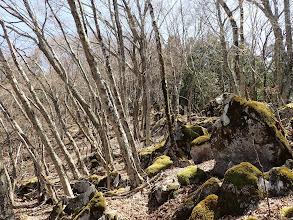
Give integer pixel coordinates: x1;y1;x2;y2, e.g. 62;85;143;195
216;1;238;94
0;144;15;220
147;0;178;159
282;0;293;102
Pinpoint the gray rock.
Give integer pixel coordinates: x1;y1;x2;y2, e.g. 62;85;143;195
210;94;292;176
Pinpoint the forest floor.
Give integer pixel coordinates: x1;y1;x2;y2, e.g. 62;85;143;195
10;115;293;220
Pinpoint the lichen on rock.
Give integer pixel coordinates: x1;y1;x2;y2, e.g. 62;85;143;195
177;166;206;186
146;155;173;177
189;194;219;220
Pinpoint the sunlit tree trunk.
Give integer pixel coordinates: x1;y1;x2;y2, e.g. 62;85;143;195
0;140;15;220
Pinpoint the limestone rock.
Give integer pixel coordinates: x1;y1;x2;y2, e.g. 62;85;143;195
177;166;206;186
219;162;263;216
189;194;219;220
172;177;221;220
210;94;292;176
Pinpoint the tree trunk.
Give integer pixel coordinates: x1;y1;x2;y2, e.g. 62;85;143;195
0;145;15;220
147;0;178;159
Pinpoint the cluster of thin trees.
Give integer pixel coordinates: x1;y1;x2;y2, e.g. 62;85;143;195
0;0;292;217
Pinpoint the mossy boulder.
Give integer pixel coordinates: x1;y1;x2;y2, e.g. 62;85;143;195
267;167;293;197
190;135;214;164
139;140;166;168
189;194;219;220
172;177;221;220
281;207;293;218
146;155;173;177
73;190;106;220
177;166;206;186
210;94;292;176
219;162;263;216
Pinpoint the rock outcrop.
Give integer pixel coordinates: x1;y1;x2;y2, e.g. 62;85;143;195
210;94;292;176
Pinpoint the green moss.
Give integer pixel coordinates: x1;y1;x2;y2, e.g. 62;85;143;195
182;125;205;140
245;217;259;220
178;166;205;186
73;191;106;220
281;207;293;218
145;155;173;177
224;162;262;187
89;174;100;185
191;135;211;146
103;190;117;197
139;140;166;156
189;194;219;220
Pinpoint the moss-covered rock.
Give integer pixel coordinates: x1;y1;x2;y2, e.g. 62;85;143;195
190;135;214;164
281;207;293;218
267;167;293;197
73;190;106;220
139;140;167;169
219;162;263;216
65;181;96;215
177;166;206;186
210;94;292;176
146;155;173;177
189;194;219;220
182;125;207;140
172;177;221;220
